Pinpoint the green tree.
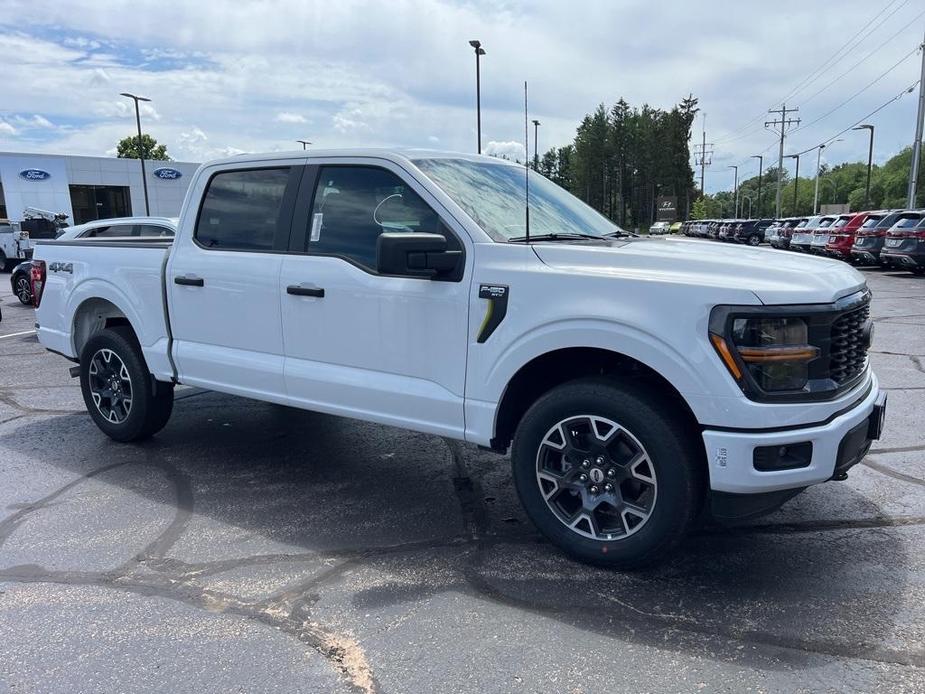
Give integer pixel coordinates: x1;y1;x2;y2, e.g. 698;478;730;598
116;133;170;160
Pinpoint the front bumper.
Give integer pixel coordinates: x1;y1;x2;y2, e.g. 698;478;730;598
702;374;884;494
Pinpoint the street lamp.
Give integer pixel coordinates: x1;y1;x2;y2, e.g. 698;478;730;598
813;139;842;214
120;92;151;216
296;140;312;150
750;155;763;218
531;119;541;170
468;40;486;154
852;124;874;209
741;192;754;219
728;165;738;217
786;154;800;215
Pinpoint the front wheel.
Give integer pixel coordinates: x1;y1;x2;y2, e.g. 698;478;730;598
511;378;704;568
79;326;174;442
747;235;761;246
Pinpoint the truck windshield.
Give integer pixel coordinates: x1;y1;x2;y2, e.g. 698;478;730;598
413;157;627;241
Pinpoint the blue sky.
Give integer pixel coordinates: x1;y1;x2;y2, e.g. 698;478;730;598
0;0;923;193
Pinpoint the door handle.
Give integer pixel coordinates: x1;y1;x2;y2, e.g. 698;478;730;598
287;284;325;298
174;275;204;287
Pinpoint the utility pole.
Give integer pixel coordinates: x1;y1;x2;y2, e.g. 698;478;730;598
750;155;763;217
765;103;800;218
907;30;925;208
693;113;714;198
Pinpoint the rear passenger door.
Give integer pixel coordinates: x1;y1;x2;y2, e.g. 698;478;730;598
167;161;303;401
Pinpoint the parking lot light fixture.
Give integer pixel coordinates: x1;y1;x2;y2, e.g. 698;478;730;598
852;125;874;208
813;138;843;214
296;140;312;150
120;92;152;216
469;40;486;154
750;155;763;218
787;154;800;215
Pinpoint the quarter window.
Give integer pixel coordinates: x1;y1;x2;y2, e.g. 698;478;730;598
196;168;291;251
307;166;454;270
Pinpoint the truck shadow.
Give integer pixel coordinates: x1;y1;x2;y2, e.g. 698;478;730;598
0;389;916;671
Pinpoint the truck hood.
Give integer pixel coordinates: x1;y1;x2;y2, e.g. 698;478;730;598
531;238;866;305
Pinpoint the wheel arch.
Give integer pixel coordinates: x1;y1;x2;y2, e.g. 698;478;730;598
72;296;136;357
490;346;703;455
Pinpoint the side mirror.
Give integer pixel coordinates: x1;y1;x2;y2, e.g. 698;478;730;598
377;232;461;279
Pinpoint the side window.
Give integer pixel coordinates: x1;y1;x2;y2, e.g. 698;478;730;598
85;226;113;237
308;166;457;270
195;168;291;251
137;224;174;237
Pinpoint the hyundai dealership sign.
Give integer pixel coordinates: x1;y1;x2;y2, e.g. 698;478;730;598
19;168;51;181
152;167;183;180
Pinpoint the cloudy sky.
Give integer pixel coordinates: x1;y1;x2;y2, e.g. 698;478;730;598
1;0;923;193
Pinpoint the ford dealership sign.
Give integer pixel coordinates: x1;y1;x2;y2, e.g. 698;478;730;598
152;167;183;180
19;168;51;181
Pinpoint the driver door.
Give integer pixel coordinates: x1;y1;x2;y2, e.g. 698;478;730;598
279;162;471;438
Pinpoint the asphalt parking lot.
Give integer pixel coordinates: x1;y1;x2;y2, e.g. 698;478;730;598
0;261;923;693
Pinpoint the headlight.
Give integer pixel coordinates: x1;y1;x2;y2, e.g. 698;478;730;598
710;314;820;394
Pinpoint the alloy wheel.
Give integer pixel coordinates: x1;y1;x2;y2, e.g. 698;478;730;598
15;277;31;304
535;415;657;541
88;348;133;424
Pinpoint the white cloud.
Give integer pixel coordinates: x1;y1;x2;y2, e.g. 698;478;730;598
12;114;55;129
275;112;307;124
0;121;17;136
485;140;526;163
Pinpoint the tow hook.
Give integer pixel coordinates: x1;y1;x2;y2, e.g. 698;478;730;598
831;471;849;481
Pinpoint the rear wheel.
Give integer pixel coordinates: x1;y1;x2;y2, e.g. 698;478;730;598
511;378;704;568
14;275;32;305
746;234;761;246
79;326;174;442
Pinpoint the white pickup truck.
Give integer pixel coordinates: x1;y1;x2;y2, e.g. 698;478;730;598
32;149;886;567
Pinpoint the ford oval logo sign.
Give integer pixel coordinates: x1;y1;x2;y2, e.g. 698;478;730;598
152;167;183;180
19;168;51;181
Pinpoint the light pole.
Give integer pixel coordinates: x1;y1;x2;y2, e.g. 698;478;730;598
787;154;800;215
852;124;874;209
120;92;151;216
296;140;312;150
741;193;754;219
750;154;763;218
469;40;486;154
728;165;738;217
813;139;842;214
531;119;541;170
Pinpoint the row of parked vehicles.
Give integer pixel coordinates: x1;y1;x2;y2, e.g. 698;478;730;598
681;210;925;273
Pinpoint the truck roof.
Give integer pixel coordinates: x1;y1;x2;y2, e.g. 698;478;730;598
205;148;521;168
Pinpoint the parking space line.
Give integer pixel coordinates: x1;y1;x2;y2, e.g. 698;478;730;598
0;330;37;340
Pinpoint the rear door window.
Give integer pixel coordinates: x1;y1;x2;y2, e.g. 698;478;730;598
196;167;293;251
137;224;174;237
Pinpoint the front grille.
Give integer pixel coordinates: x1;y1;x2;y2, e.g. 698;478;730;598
829;304;869;384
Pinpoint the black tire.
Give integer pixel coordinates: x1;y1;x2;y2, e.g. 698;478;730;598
79;326;174;442
747;235;761;246
14;274;32;305
511;378;704;569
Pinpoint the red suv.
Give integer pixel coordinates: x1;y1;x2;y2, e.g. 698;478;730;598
880;210;925;274
825;211;878;261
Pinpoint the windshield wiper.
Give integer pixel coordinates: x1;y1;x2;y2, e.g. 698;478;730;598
602;229;638;238
508;232;603;243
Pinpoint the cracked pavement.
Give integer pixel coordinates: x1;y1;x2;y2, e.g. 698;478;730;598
0;267;923;693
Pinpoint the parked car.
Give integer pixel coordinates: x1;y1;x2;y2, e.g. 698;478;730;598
790;215;825;252
648;221;671;235
850;210;904;266
9;260;34;305
879;210;925;273
810;214;848;254
55;216;177;241
32;148;885;568
669;221;683;234
769;218;806;250
825;211;877;262
731;219;775;246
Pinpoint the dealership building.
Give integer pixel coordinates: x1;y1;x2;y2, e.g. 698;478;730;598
0;152;199;225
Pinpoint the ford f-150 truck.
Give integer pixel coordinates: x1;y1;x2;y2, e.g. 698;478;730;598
32;149;886;568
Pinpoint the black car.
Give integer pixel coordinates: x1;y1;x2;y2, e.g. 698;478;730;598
850;210;904;266
731;219;775;245
10;260;34;305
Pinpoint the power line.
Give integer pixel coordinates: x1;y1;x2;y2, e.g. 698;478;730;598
791;45;921;135
715;0;911;144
